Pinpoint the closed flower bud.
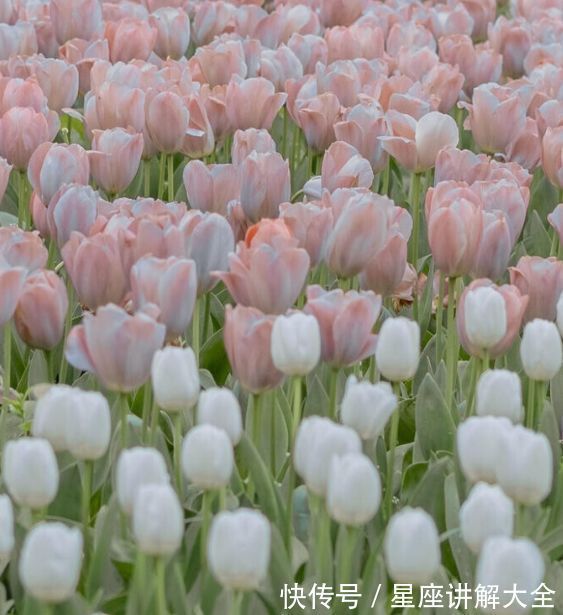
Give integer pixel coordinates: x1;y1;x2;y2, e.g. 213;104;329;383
181;425;234;490
32;385;75;452
196;388;242;445
520;319;563;381
326;453;381;526
208;509;271;591
132;484;184;556
462;286;507;351
475;536;544;615
340;376;397;440
460;483;514;554
19;522;82;604
2;438;59;509
0;495;14;574
375;317;420;382
151;347;200;413
271;313;321;376
64;390;111;461
476;370;523;423
116;447;169;515
457;416;512;484
384;507;441;585
496;425;553;505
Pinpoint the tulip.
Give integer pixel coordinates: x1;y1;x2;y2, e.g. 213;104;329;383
326;453;381;526
145;91;189;155
340;376;397;440
520;319;563;382
375;317;420;382
476;536;544;615
58;38;110;94
2;438;59;509
150;7;190;60
191;1;237;46
65;304;165;393
226;76;287;131
359;230;408;297
460;286;507;354
196;388;243;446
19;522;82;604
192;40;247;88
84;82;145;135
294;93;341;153
319;0;363;27
457;416;512;484
26;57;79;113
460;483;514;554
105;18;156;63
0;266;26;329
0;107;53;171
288;34;327;73
325;24;384;63
180;94;215;159
132;484;184;556
476;370;523;424
0;495;14;574
303;285;380;367
14;270;68;351
50;0;103;44
151;347;200;413
224;305;284;394
488;17;532;78
231;129;277;166
64;390;111;461
183;161;240;217
421;63;466;115
31;385;76;452
0;157;11;203
208;509;271;590
181;425;234;490
116;447;170;515
557;293;563;338
548;204;563;246
0;228;47;272
471;211;513;281
541;126;563;190
460;0;496;39
270;313;321;376
384;507;441;585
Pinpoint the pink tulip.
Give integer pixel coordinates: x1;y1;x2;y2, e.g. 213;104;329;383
387;21;436;58
192;1;237;47
14;270;68;351
145;91;189;155
542;127;563;190
509;256;563;323
428;4;474;39
131;255;197;340
65;303;165;392
459;0;496;39
325;24;384;63
0;22;37;60
488;17;532;78
294;92;341;153
0;228;48;272
84;82;145;135
180;94;215;159
150;7;191;60
319;0;364;28
359;231;408;297
0;0;17;25
217;221;310;314
421;63;465;114
192;39;247;87
457;280;528;359
287;33;328;74
0;157;12;203
259;45;303;92
0;264;26;328
200;84;231;143
224;304;284;393
183;161;240;216
49;0;103;44
231;128;276;166
102;2;149;21
505;118;541;171
105;18;156;63
471;211;513;281
435;147;491;185
303;285;380;367
62;231;128;311
0;107;53;171
226;76;287;131
59;38;110;94
315;60;361;108
548;204;563;244
27;58;79;113
536;100;563;139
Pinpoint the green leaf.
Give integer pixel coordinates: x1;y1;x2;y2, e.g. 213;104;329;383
444;473;474;584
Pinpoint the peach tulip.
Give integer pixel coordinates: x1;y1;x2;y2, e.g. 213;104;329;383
231;129;276;166
542;127;563;190
427;4;474;39
0;157;12;204
192;39;248;87
0;22;37;60
27;58;79;113
287;33;328;74
226;76;287;131
325;24;384;63
459;0;496;39
471;211;513;281
145;91;189;155
150;7;191;60
59;38;110;94
315;60;361;108
294;92;341;153
0;108;53;171
192;1;237;47
0;265;26;328
0;228;47;272
183;161;240;217
84;82;145;135
318;0;364;27
359;231;408;298
49;0;103;44
180;95;215;159
488;17;532;78
105;18;156;63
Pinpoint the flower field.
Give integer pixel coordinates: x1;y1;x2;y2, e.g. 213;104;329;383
0;0;562;614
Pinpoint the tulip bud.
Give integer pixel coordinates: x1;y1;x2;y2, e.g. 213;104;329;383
116;447;170;515
340;376;397;440
384;507;441;585
375;317;420;382
463;286;507;351
557;292;563;338
270;313;321;376
457;416;512;484
196;388;243;445
0;495;14;574
181;425;234;490
475;536;544;615
460;483;514;554
2;438;59;509
520;319;563;381
207;509;271;591
32;385;75;452
19;522;83;604
132;484;184;556
64;390;111;461
496;425;553;505
326;453;381;526
476;370;523;423
151;347;200;413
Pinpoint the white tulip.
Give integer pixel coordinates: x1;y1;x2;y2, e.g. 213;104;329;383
326;453;381;526
133;483;184;556
456;416;512;484
181;425;234;490
196;387;242;445
556;292;563;338
415;111;459;171
463;287;507;351
375;317;420;381
64;390;111;460
475;536;545;615
116;447;170;515
208;509;271;591
270;312;321;376
460;483;514;554
151;346;200;412
2;438;59;509
340;376;397;439
19;522;83;604
384;507;441;585
520;319;563;381
476;369;523;423
0;495;14;574
31;385;76;452
294;416;361;496
496;425;553;505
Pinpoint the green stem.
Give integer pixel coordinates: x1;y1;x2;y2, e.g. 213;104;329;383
18;171;29;229
251;393;262;452
144;159;151;197
201;292;211;342
81;460;92;568
167;154;174;202
445;277;458;416
384;392;400;521
328;368;338;420
149;399;159;446
291;377;302;443
120;393;129;449
200;490;213;567
526;379;536;430
192;297;200;359
281;106;288;159
409;172;422;320
338;525;359;587
549;227;558;257
465;357;479;418
59;275;74;384
157;153;166;200
314;495;333;584
285;377;302;556
270;394;276;473
3;323;11;406
230;591;243;615
380;156;390;196
535;381;546;430
174;412;184;500
436;273;445;366
155;557;167;615
141;381;152;443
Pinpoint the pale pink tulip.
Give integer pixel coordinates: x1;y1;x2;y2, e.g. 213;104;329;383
0;108;53;171
27;58;79;113
505;118;541;171
192;1;237;47
536;100;563;138
428;4;474;39
145;91;189;154
359;231;408;297
84;82;145;135
224;304;284;393
226;76;287;131
325;24;384;63
192;39;247;87
105;18;156;63
0;0;17;25
102;2;149;21
183;161;240;216
0;23;37;60
180;95;215;159
488;17;532;78
259;45;303;92
58;38;110;94
387;21;436;58
65;303;165;392
287;33;328;74
421;63;465;114
315;60;361;108
548;204;563;244
0;157;12;204
435;147;491;185
200;84;231;143
294;93;341;153
318;0;364;27
471;211;513;281
0;228;48;271
150;7;190;60
231;128;276;166
0;265;26;328
542;127;563;190
50;0;103;44
459;0;496;39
